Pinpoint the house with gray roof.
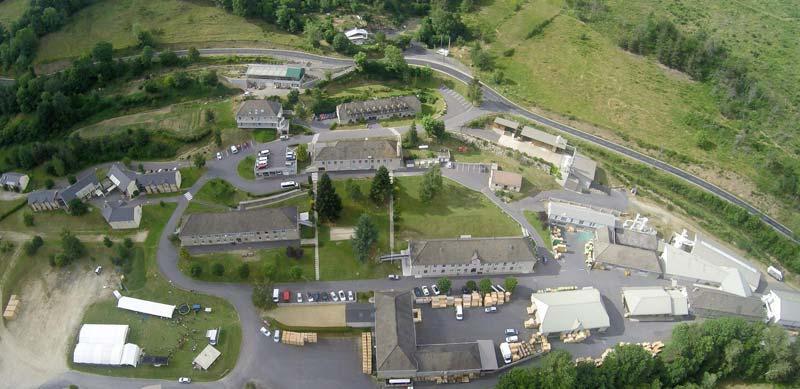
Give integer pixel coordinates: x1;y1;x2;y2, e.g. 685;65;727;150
621;286;688;321
310;138;403;172
107;164;181;197
58;175;101;205
530;287;610;337
591;227;662;276
763;289;800;328
520;125;567;152
688;287;765;322
336;96;421;124
102;204;142;230
235;99;289;133
27;189;61;212
0;172;29;192
179;207;299;248
403;237;537;278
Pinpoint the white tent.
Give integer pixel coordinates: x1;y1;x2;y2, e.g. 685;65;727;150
73;324;141;367
78;324;129;345
117;296;175;318
193;344;221;370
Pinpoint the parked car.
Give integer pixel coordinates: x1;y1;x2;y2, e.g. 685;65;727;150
285;161;293;166
321;292;329;301
259;326;271;337
296;292;303;303
347;290;355;301
258;149;270;157
338;290;346;301
388;274;400;280
430;285;441;295
273;329;281;342
413;287;423;297
230;145;239;154
282;290;290;303
94;266;103;275
280;134;289;140
307;292;315;302
461;286;470;295
178;377;192;384
421;286;430;296
504;328;519;343
331;291;339;302
484;306;498;313
216;152;223;160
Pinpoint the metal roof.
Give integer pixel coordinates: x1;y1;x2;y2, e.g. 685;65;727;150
547;201;617;228
409;237;537;266
236;99;282;118
621;287;688;316
179;207;297;237
531;288;610;334
764;289;800;325
493;117;520;130
520;126;567;149
374;290;417;374
690;234;760;292
662;244;753;297
245;64;305;80
314;139;399;161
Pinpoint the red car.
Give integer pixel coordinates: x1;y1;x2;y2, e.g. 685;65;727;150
282;290;291;303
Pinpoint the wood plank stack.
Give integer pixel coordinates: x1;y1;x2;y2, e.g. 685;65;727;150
446;296;455;307
471;292;482;307
3;294;19;320
524;318;537;329
454;297;463;308
526;305;536;315
281;331;318;346
529;333;551;354
431;295;448;308
361;332;372;374
560;329;590;343
461;294;472;307
483;293;495;307
505;291;512;302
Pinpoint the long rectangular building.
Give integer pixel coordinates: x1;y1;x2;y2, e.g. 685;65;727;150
336;96;421;124
245;64;305;88
311;138;403;172
403;236;537;278
179;207;299;247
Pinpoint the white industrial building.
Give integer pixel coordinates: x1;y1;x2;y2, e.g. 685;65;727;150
763;289;800;328
546;201;617;229
530;287;610;337
73;324;141;367
116;296;175;318
621;286;688;321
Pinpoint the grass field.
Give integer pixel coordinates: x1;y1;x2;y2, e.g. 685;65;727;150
180;247;315;283
186;178;252;213
252;128;277;143
394;176;520;241
318;179;399;280
524;210;552;249
35;0;304;63
0;0;26;28
237;156;256;180
179;166;204;189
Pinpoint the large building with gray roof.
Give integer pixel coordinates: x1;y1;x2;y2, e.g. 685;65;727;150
245;64;305;88
402;237;537;278
688;287;765;322
178;207;299;247
621;286;688;321
530;287;610;337
310;138;403;172
28;175;102;212
102;204;142;230
336;96;421;124
107;163;181;197
235;99;289;133
591;226;662;277
0;172;29;192
27;189;61;211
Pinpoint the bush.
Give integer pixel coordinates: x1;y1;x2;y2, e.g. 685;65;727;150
252;283;276;309
103;236;113;247
23;213;34;226
479;278;493;295
212;263;225;276
24;235;43;256
436;277;452;294
190;264;203;277
504;277;518;293
238;263;250;280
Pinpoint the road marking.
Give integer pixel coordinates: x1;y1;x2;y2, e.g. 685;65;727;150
184;192;193;201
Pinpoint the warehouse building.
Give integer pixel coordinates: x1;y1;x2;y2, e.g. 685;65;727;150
688;287;765;322
235;99;289;133
102;204;142;230
73;324;142;367
530;287;610;337
0;172;29;192
621;286;688;321
179;207;299;247
547;201;617;229
492;117;520;133
310;138;403;172
590;226;662;277
762;289;800;328
245;64;305;88
336;96;421;124
561;153;597;193
402;237;537;278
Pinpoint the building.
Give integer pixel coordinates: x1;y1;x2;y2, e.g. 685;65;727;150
661;229;761;297
346;303;375;328
520;126;567;153
245;64;305;88
374;290;498;381
179;207;299;247
489;169;522;193
335;96;421;124
546;201;617;229
59;174;101;206
621;286;688;321
117;296;175;319
108;163;181;197
403;237;537;278
562;153;597;192
27;189;60;212
193;344;221;370
72;324;142;367
344;28;370;45
0;172;29;192
492;117;520;133
762;289;800;328
235;99;289;133
687;287;765;322
102;204;142;230
310;138;403;172
591;226;662;277
530;287;610;337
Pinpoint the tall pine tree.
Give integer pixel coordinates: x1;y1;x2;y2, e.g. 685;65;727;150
315;173;342;222
370;166;392;205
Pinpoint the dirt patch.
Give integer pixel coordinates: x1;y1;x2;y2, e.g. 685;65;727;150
329;227;354;241
0;230;148;243
0;267;117;388
0;192;25;201
268;304;346;327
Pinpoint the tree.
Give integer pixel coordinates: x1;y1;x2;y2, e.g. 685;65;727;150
193;153;206;168
491;69;505;84
190;264;203;277
470;44;493;71
179;247;191;262
187;46;201;62
263;262;277;281
352;214;379;262
60;230;85;265
289;265;303;280
460;0;474;13
295;143;308;163
103;236;113;247
436;277;452;294
419;165;443;203
403;121;419;148
200;70;218;86
466;280;477;291
354;52;367;72
67;199;88;216
479;278;493;295
252;283;276;309
44;178;54;189
92;41;114;63
238;263;250;280
346;179;362;200
286;89;300;108
315;173;342;222
370;166;392;205
332;33;352;54
23;212;34;226
24;235;43;256
123;237;134;249
467;77;483;105
214;128;222;146
421;116;446;141
383;45;407;75
212;262;225;276
504;277;518;293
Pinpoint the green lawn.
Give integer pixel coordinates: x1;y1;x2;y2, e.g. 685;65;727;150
394;176;521;241
180;247;315;283
524;210;552;250
252;128;277;143
35;0;304;64
72;203;242;381
188;178;252;212
179;166;204;189
237;156;256;180
318;179;399;280
0;0;27;28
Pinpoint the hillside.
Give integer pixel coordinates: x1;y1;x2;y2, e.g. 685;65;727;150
0;0;27;28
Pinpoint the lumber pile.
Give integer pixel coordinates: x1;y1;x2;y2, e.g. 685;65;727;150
471;292;482;307
281;331;318;346
508;334;551;363
361;332;372;374
523;318;537;329
560;329;590;343
446;296;455;307
431;295;448;308
3;295;19;320
526;304;536;315
585;341;665;366
461;294;473;307
529;333;551;354
412;308;422;323
536;286;578;294
483;293;495;307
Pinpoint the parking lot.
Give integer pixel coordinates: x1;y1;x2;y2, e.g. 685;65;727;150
253;142;298;178
449;162;490;174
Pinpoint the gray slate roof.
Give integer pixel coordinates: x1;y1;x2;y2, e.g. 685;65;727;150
594;228;662;274
0;172;26;186
27;189;59;205
102;205;137;223
337;95;421;123
59;175;99;203
415;343;483;373
314;139;399;161
409;237;537;266
137;170;179;187
108;163;135;190
688;287;765;320
615;228;659;251
345;303;375;326
179;207;297;237
374;290;417;373
236;99;282;117
521;125;567;149
493;117;520;130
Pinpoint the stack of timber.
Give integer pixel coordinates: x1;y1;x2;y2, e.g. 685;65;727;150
3;295;20;320
361;332;372;374
560;329;590;343
431;295;448;308
281;331;318;346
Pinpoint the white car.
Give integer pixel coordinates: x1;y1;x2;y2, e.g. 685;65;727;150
430;285;441;295
216;152;223;160
296;292;303;303
280;134;289;140
259;326;271;337
258;149;270;157
273;329;281;342
388;274;400;280
484;306;498;313
338;290;346;301
421;286;430;296
230;145;239;154
504;328;519;343
331;291;339;302
178;377;192;384
347;290;355;301
285;161;293;166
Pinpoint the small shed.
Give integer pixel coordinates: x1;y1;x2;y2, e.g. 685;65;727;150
193;344;221;370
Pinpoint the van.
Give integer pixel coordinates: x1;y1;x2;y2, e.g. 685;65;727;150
272;288;280;303
496;285;507;293
456;305;463;321
500;342;512;364
767;266;784;281
281;181;298;189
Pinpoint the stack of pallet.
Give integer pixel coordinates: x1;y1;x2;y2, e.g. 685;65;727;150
560;329;590;343
281;331;318;346
483;293;496;307
523;318;537;329
461;294;472;307
431;295;448;308
505;291;512;302
529;333;551;354
3;295;19;320
412;308;422;323
625;341;664;357
454;297;463;308
446;296;455;307
361;332;372;374
526;305;536;315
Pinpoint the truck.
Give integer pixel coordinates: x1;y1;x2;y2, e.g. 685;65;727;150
500;342;512;364
456;305;463;321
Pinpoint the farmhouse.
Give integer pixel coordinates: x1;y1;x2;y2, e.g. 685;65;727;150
402;237;537;278
530;287;610;337
520;125;567;153
620;286;688;321
107;163;181;197
335;96;421;124
27;189;60;211
0;172;29;192
489;169;522;193
245;64;305;88
179;207;299;247
310;138;403;172
102;204;142;230
762;289;800;328
344;28;370;45
235;99;289;133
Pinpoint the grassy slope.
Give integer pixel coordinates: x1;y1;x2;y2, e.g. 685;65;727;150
394;176;520;240
179;166;204;189
35;0;303;63
0;0;26;28
524;210;552;249
180;247;315;283
237;156;256;180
